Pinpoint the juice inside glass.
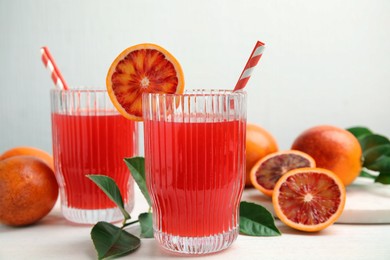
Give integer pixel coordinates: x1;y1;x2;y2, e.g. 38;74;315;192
50;88;138;224
143;90;246;254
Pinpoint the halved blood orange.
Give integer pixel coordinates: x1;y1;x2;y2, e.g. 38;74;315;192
106;43;185;121
250;150;316;197
273;167;346;232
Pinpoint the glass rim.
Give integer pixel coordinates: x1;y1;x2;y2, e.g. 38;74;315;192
142;89;246;97
50;87;107;93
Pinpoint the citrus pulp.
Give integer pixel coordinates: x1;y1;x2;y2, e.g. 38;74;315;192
106;43;185;121
273;167;346;232
250;150;315;196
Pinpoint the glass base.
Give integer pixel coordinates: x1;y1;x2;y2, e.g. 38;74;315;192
61;201;134;224
154;227;239;255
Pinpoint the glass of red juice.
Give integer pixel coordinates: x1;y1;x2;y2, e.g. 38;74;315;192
50;88;138;224
142;89;246;254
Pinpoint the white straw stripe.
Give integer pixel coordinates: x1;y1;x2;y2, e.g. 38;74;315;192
252;45;265;57
57;80;64;89
47;61;54;71
240;67;254;80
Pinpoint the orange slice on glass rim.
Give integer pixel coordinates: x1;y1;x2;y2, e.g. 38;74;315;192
273;167;346;232
250;150;316;197
106;43;185;121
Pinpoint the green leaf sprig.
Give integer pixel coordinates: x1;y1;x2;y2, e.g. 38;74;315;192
88;156;281;259
87;157;152;260
347;126;390;184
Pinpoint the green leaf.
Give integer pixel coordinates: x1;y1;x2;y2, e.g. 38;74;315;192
347;126;373;139
363;144;390;170
366;155;390;172
239;201;281;236
363;144;390;164
138;212;154;238
375;171;390;184
359;134;390;153
87;175;130;220
91;221;140;259
124;157;152;207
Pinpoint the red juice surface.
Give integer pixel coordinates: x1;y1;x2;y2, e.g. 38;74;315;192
52;112;137;209
144;119;246;237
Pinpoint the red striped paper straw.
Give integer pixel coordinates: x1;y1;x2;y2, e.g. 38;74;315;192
234;41;265;91
40;46;69;90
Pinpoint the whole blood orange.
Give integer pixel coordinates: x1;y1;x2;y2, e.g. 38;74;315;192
273;167;346;232
291;125;362;186
106;43;185;121
246;123;278;187
250;150;315;196
0;156;59;226
0;146;54;171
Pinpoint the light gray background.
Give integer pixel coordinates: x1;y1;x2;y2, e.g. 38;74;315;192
0;0;389;155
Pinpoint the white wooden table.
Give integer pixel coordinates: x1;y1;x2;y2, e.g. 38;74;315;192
1;183;390;260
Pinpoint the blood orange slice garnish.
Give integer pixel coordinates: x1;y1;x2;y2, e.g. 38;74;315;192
273;167;346;232
106;43;185;121
250;150;316;197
